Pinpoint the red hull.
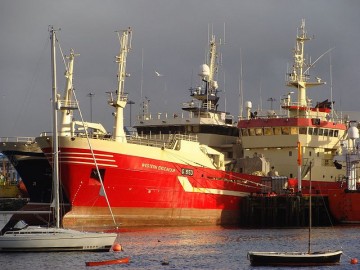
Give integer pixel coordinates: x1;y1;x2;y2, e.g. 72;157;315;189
328;189;360;223
38;139;343;230
42;145;262;229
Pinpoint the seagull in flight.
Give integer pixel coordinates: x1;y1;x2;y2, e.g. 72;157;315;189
155;70;164;77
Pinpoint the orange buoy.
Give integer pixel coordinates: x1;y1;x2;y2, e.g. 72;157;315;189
112;243;123;252
350;258;358;264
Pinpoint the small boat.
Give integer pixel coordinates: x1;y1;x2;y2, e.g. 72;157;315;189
85;257;130;266
0;27;117;252
247;20;342;267
247;250;343;266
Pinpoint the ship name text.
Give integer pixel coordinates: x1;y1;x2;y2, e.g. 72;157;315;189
142;163;176;173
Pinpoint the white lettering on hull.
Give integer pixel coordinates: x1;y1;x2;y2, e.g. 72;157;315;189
141;163;176;173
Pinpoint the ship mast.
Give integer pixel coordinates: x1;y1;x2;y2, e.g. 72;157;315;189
60;49;79;136
286;19;324;115
203;34;219;111
109;28;132;142
50;26;60;229
186;34;220;113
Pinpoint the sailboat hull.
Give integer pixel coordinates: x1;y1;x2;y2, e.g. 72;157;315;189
247;250;342;266
0;226;117;252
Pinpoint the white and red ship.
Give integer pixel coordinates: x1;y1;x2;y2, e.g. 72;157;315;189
237;20;347;196
36;28;262;230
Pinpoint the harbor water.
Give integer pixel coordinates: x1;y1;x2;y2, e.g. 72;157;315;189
1;226;360;269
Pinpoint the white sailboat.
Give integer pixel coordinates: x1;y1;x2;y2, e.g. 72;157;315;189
0;27;117;252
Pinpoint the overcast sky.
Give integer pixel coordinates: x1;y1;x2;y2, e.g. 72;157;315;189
1;0;359;137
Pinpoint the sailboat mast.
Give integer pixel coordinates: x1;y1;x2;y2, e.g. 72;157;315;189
308;161;312;254
50;26;60;229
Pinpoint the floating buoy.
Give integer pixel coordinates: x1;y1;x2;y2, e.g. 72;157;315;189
85;257;130;266
112;243;123;252
350;258;358;264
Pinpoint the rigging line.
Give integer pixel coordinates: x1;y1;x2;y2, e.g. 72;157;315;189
162;147;265;190
303;47;334;74
72;88;118;229
56;39;68;71
172;149;265;187
9;35;50;135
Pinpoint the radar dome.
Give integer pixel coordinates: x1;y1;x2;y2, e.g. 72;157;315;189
245;101;252;109
348;126;359;140
199;64;210;77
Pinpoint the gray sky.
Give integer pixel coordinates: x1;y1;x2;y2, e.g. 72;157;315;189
1;0;359;137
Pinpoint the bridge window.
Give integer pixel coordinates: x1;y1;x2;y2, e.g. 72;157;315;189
264;127;273;135
282;127;290;135
255;128;263;136
299;127;307;134
290;127;298;134
274;127;282;135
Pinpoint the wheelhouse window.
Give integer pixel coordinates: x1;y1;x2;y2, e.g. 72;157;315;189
274;127;282;135
290;127;298;134
299;127;307;134
264;127;273;136
282;127;290;135
255;128;263;136
249;128;255;136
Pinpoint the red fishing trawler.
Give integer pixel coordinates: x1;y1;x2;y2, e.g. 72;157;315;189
36;28;262;230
